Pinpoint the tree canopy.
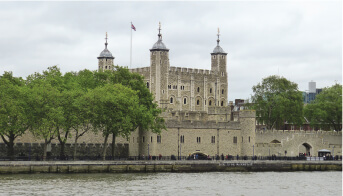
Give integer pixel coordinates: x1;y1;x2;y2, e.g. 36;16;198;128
0;72;28;159
304;84;342;131
0;66;165;159
251;75;303;130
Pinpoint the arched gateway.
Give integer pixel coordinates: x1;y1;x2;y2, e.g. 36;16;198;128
298;143;312;156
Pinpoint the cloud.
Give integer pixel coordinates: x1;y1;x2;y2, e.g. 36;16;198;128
0;1;341;102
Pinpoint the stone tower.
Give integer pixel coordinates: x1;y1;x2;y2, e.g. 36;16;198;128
149;22;170;108
210;28;228;107
98;32;115;71
239;110;256;156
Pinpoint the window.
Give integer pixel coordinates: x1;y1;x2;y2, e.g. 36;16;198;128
222;89;224;94
210;88;212;93
242;137;243;142
146;82;149;88
180;135;184;143
205;100;206;105
209;100;212;106
105;66;107;69
197;100;200;105
221;101;224;106
221;72;224;76
168;85;171;89
170;97;173;103
184;98;187;104
249;136;250;143
197;87;200;92
196;137;201;143
133;137;134;143
211;136;215;143
151;136;153;143
233;136;237;144
142;136;145;143
162;90;164;94
157;135;161;143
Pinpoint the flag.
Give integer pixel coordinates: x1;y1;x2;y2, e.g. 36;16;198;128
131;23;136;31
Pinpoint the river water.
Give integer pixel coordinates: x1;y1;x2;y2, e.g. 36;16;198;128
0;172;341;196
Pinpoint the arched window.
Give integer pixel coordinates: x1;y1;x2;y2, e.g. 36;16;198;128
209;100;212;106
146;82;149;88
197;100;200;105
197;87;200;92
170;97;173;103
105;66;107;69
210;88;212;93
221;101;224;106
222;89;224;94
184;98;187;104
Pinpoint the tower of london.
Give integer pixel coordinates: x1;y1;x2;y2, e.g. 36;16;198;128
95;23;341;158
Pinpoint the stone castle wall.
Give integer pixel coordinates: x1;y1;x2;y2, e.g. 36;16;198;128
255;130;342;156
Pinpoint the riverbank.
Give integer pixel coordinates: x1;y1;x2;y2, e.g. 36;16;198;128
0;160;341;174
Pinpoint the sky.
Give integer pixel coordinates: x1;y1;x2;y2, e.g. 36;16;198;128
0;1;341;101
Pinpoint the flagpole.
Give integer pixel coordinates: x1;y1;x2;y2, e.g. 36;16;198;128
130;22;132;68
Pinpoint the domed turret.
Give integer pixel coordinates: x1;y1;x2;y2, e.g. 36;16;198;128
97;32;114;71
211;28;227;54
150;22;169;51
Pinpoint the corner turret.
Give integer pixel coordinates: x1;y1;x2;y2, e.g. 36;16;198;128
98;32;115;71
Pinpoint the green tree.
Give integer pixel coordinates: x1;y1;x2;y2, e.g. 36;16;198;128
304;84;342;131
70;69;98;160
26;67;64;160
101;67;165;157
85;83;142;160
0;72;29;160
251;75;303;130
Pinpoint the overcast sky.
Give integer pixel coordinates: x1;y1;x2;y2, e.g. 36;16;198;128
0;1;341;101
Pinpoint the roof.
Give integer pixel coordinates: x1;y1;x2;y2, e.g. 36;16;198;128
99;48;114;58
213;45;226;53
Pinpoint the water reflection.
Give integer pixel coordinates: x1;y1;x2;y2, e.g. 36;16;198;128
0;172;341;196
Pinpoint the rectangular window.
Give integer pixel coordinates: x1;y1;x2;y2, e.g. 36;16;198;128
233;136;237;144
142;136;145;143
157;135;161;143
211;136;215;143
196;137;201;143
180;135;184;143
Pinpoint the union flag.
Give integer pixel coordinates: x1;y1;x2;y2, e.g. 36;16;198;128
131;23;136;31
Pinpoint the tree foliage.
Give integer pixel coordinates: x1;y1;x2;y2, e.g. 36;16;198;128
0;66;165;159
0;72;28;159
304;84;342;131
251;75;303;130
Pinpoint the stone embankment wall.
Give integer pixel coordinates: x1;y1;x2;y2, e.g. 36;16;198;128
0;161;341;174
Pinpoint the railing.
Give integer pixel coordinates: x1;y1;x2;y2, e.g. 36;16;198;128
0;155;341;161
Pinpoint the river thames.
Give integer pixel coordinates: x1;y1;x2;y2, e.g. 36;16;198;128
0;172;341;195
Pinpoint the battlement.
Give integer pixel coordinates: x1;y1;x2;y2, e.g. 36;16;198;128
169;66;213;75
129;67;150;73
238;110;256;118
257;129;342;136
